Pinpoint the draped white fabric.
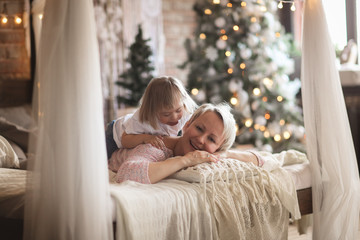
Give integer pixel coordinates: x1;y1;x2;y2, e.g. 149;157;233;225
301;0;360;239
122;0;165;76
23;0;113;239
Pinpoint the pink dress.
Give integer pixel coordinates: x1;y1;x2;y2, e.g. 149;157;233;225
108;144;173;184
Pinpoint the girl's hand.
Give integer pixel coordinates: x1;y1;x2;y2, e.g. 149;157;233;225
144;135;166;149
183;150;219;167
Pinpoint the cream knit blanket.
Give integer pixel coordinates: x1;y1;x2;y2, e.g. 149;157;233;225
110;150;307;240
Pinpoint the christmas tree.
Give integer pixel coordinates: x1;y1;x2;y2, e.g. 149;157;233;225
117;25;154;107
180;0;305;153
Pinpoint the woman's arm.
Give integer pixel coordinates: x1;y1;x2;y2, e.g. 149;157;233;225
215;149;261;166
148;151;218;183
121;132;166;149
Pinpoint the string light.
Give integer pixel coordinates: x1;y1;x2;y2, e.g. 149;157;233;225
213;0;220;4
230;96;238;105
264;112;271;120
14;16;22;24
278;1;283;9
244;119;253;127
264;131;270;138
227;68;233;74
279;119;285;125
253;88;261;96
233;25;239;31
290;2;296;11
221;35;228;40
227;3;232;7
199;33;206;39
283;131;291;139
39;14;43;20
204;9;212;15
191;88;199;96
239;63;246;69
225;51;231;57
277;96;283;102
274;134;282;142
0;3;23;25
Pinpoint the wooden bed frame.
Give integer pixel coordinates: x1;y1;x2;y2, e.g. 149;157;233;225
297;187;313;215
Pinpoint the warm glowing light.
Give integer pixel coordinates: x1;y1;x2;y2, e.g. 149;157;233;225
264;113;270;120
220;29;226;34
199;33;206;39
260;6;267;11
213;0;220;4
221;35;228;41
245;119;253;127
191;88;199;95
239;63;246;69
283;131;291;139
254;124;260;130
277;1;283;9
260;126;266;131
14;16;22;24
262;96;268;102
274;134;281;142
233;25;239;31
227;68;233;74
253;88;261;96
279;119;285;125
263;77;273;88
1;17;8;24
39;14;43;20
230;97;238;105
227;3;232;7
275;32;281;38
225;51;231;57
264;131;270;138
241;2;247;7
250;17;257;23
204;9;212;15
290;2;296;11
277;96;283;102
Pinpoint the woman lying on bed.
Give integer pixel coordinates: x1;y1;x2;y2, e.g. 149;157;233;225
108;103;265;184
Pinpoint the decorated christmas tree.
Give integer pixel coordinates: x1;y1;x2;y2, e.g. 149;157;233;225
180;0;305;153
117;25;154;107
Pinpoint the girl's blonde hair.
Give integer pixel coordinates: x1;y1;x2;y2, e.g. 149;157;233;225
187;103;236;151
139;76;197;129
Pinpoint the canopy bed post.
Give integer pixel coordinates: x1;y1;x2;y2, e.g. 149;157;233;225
301;0;360;238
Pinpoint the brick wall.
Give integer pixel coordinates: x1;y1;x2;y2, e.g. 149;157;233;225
0;0;31;107
162;0;197;84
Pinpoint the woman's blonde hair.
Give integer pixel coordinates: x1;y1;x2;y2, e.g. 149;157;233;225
187;103;236;151
139;76;197;129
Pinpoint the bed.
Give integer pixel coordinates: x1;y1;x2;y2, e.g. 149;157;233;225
0;104;313;239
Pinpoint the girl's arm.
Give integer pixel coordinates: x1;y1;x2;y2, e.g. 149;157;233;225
121;132;166;149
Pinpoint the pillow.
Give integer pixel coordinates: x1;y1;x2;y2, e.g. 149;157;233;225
170;158;260;183
0;105;35;152
0;135;20;168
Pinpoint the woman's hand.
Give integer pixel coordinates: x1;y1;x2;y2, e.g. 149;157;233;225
182;150;219;167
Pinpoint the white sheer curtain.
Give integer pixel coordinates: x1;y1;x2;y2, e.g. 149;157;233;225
122;0;165;76
23;0;113;239
301;0;360;239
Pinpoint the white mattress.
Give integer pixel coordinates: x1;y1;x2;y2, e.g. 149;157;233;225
283;162;312;190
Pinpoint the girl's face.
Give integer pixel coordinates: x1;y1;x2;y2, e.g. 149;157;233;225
179;111;225;154
157;102;184;126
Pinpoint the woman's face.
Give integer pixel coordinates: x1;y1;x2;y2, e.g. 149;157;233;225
180;111;225;154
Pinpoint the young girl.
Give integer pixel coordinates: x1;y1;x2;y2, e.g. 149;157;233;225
106;76;197;159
